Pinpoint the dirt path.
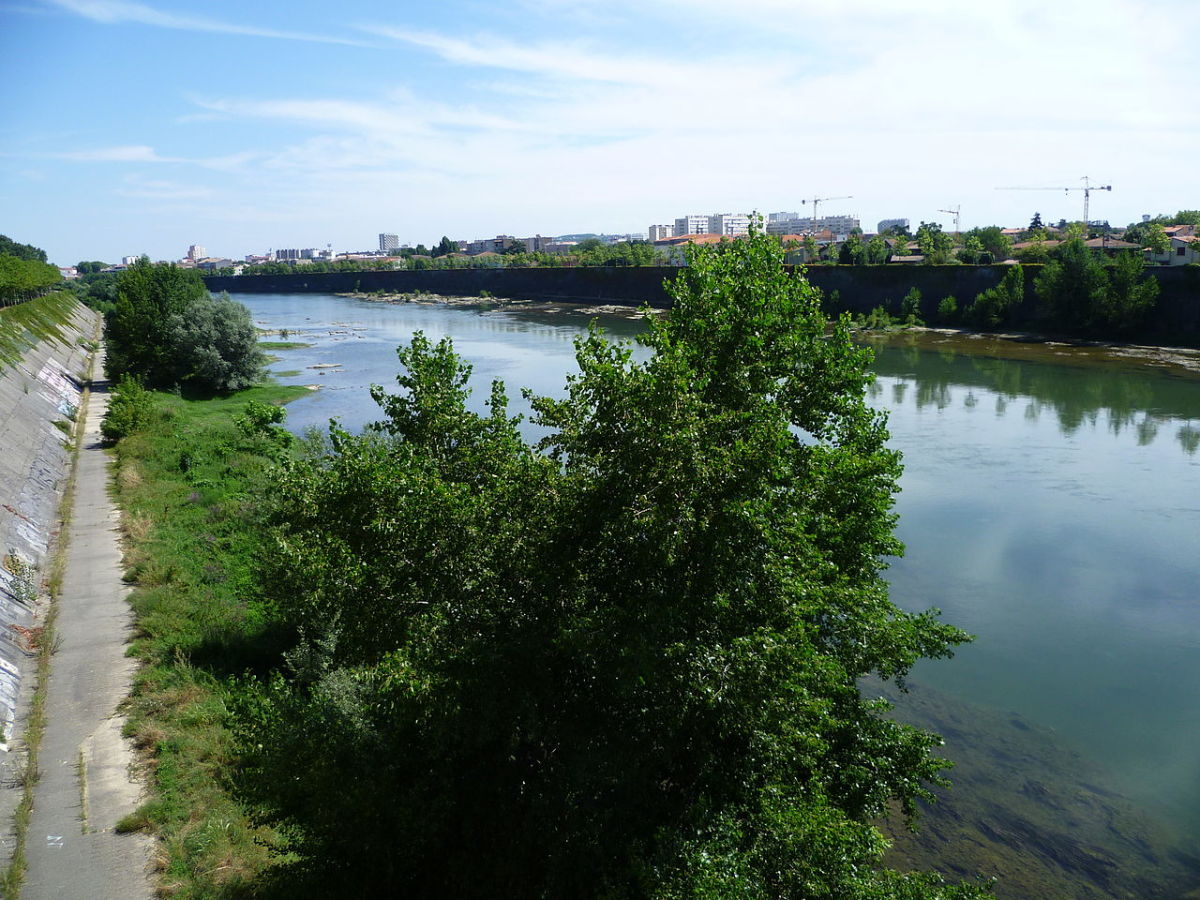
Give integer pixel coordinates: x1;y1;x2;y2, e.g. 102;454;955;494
23;360;153;900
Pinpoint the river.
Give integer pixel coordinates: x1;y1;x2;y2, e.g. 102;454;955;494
239;292;1200;897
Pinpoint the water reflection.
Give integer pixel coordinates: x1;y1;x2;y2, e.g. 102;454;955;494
871;341;1200;456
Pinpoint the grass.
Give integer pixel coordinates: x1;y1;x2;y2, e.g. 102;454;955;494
111;381;309;898
256;341;312;351
0;292;85;372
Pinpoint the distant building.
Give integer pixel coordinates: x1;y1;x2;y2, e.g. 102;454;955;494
379;233;399;253
187;244;205;261
522;235;554;253
121;255;140;266
768;211;799;223
648;225;673;241
765;214;859;239
674;215;710;236
466;235;518;255
274;248;321;261
708;213;754;236
877;218;909;234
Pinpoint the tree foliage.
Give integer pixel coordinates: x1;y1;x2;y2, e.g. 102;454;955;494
168;293;266;392
1034;239;1158;334
966;264;1025;327
0;254;61;303
106;258;262;392
915;222;955;265
235;232;984;898
0;234;47;262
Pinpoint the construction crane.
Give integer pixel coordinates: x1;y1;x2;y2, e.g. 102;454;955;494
938;206;961;235
801;195;853;231
996;176;1112;225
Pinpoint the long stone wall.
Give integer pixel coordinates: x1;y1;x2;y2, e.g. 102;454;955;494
205;264;1200;345
0;298;98;748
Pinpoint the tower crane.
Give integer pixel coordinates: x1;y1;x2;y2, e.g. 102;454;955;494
801;195;853;232
938;206;961;236
995;176;1112;225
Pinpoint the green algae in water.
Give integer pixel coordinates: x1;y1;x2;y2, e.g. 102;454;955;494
876;679;1200;899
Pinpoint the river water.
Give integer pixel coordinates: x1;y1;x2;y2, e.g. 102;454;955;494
239;292;1200;895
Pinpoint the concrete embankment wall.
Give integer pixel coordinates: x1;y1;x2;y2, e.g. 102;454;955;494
0;296;99;744
205;264;1200;345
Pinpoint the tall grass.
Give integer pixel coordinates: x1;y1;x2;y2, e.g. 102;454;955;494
112;384;308;898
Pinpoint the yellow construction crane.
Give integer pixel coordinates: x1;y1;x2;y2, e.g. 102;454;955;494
801;195;853;231
996;176;1112;224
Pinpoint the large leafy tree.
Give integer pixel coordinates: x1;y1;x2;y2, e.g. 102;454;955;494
106;258;262;391
1034;238;1158;334
237;232;986;898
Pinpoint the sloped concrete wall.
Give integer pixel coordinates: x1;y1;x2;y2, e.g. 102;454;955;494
0;299;99;744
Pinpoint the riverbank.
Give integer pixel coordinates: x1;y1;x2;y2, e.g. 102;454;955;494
107;382;310;896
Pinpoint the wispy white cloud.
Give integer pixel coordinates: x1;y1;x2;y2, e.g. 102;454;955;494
45;0;369;45
115;177;213;200
57;144;181;162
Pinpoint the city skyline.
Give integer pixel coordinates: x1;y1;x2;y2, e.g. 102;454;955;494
3;0;1197;264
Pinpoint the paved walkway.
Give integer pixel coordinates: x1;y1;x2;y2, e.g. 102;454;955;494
23;365;153;900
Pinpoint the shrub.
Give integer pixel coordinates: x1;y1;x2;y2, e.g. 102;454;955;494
101;375;155;443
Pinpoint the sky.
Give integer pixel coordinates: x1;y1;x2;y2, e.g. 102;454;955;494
2;0;1197;265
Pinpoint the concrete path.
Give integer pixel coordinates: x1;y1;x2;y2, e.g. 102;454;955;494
23;365;153;900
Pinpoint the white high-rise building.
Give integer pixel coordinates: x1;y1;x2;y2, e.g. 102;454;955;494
379;233;399;253
674;214;710;236
648;224;673;242
708;213;753;236
187;244;205;261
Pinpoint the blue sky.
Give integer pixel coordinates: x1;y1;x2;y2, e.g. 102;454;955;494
2;0;1197;264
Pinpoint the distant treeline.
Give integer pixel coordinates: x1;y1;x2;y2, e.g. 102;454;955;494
0;234;61;306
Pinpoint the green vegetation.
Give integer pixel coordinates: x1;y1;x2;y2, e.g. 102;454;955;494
1034;238;1159;335
0;234;61;306
106;258;264;393
226;232;982;897
106;383;309;896
0;235;47;263
0;291;84;371
257;341;312;351
966;265;1025;328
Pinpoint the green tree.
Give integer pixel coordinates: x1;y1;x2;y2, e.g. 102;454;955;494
106;258;208;385
964;226;1012;263
106;260;262;392
1099;251;1159;333
956;235;986;265
865;234;891;265
916;222;955;265
838;231;865;264
1033;237;1108;329
0;234;47;262
75;260;108;274
236;232;984;899
1143;223;1170;257
967;264;1025;327
432;236;458;257
1028;211;1044;231
166;292;265;392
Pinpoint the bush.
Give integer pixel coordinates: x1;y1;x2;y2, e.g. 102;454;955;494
100;375;155;443
937;295;958;323
967;264;1024;328
167;293;265;393
900;287;924;325
106;259;263;393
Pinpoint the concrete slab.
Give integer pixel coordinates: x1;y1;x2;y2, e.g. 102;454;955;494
23;354;154;900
